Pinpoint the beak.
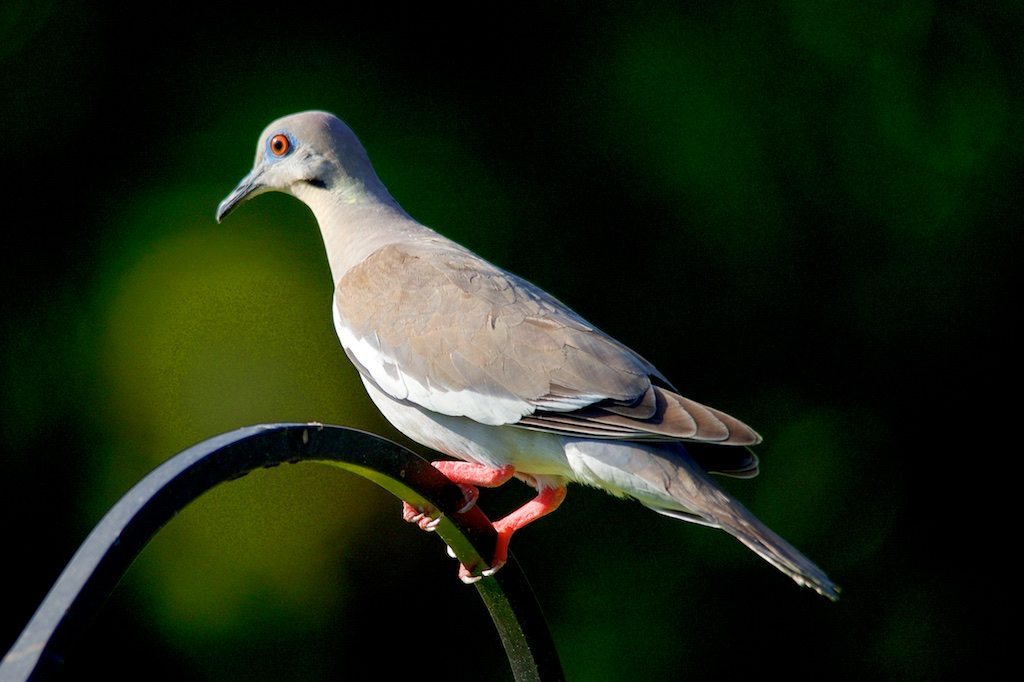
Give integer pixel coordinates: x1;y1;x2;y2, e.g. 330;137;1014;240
216;168;265;223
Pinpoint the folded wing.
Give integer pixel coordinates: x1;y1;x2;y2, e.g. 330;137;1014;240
335;240;761;454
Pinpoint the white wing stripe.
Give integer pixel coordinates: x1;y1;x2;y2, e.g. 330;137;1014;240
334;302;533;425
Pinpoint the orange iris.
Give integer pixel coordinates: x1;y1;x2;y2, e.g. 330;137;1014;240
269;134;290;156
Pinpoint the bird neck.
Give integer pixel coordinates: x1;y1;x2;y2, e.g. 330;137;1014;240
294;184;436;286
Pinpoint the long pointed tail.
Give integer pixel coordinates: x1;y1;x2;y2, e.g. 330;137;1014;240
655;490;839;600
565;440;839;599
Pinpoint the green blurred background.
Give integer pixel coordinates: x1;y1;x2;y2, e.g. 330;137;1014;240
1;1;1016;679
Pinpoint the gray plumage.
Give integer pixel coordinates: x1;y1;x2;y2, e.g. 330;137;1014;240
217;111;838;600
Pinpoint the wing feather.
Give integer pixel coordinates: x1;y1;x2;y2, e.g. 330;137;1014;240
336;241;760;445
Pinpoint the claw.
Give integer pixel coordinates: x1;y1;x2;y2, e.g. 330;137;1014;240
450;547;503;583
402;501;424;522
456;484;479;513
450;546;490;583
458;563;483;584
402;501;441;531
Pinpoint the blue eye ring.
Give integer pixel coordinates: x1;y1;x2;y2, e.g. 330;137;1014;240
267;133;292;158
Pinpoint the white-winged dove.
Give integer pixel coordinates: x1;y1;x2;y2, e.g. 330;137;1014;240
217;111;837;599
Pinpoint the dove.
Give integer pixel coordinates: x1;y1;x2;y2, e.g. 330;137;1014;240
217;111;837;599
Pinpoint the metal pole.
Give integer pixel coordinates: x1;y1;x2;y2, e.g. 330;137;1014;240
1;423;563;682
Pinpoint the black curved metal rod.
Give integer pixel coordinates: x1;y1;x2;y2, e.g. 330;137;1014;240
0;423;564;682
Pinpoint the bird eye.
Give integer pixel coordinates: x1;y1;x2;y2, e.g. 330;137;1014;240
269;134;291;157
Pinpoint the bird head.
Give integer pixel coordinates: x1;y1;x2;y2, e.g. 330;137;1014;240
216;111;382;222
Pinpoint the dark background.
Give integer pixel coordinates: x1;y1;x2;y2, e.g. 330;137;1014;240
2;2;1017;679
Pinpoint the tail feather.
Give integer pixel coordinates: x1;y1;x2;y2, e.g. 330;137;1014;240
719;504;839;600
565;439;838;600
655;492;839;600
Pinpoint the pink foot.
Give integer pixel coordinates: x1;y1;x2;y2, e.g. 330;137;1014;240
401;461;496;532
432;462;516;489
431;461;514;515
402;501;441;532
454;485;568;582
